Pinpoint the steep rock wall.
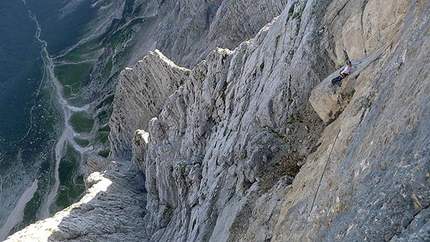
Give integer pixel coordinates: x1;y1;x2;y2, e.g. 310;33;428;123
6;0;429;241
130;0;430;241
134;0;332;240
100;0;289;159
65;0;289;158
109;50;190;158
273;1;430;240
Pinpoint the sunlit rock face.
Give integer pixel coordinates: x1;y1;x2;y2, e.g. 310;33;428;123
109;50;190;159
106;0;290;159
127;1;430;241
7;0;430;241
5;156;147;242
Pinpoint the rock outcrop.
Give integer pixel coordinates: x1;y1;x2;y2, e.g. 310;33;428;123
128;0;430;241
102;0;289;158
273;1;430;240
76;0;290;157
6;156;147;241
109;50;190;159
131;0;330;240
6;0;430;241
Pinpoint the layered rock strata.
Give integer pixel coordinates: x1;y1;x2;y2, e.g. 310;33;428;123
135;0;331;240
129;0;430;241
109;50;190;159
6;0;430;241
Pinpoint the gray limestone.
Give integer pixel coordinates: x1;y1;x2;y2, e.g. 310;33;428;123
6;0;430;241
6;157;147;241
109;50;190;159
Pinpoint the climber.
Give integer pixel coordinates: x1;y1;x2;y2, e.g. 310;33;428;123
331;60;352;86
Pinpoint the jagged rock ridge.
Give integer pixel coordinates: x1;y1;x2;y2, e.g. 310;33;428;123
123;0;430;241
109;50;190;159
6;0;430;241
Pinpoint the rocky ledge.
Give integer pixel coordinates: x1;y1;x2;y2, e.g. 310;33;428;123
6;156;147;241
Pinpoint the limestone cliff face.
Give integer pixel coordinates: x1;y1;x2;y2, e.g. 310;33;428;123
80;0;288;157
109;50;190;159
103;0;288;158
134;0;330;239
126;0;430;241
274;1;430;240
6;0;430;241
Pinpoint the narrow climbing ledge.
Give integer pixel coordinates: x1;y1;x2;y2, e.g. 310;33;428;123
309;48;384;123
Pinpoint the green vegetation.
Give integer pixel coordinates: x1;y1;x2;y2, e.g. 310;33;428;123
19;191;42;231
96;95;115;110
54;63;92;98
74;137;90;147
98;150;110;158
293;4;305;36
55;145;85;210
96;96;114;124
102;58;113;79
96;110;110;123
57;38;102;62
99;124;111;132
95;124;111;147
292;8;303;20
275;35;281;48
286;2;305;36
69;111;94;133
288;2;305;20
243;150;248;160
288;4;295;15
95;130;109;145
109;29;125;49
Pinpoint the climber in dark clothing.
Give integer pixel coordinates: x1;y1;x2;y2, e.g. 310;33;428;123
332;60;352;86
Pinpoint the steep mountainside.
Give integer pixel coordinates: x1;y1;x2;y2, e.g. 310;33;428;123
1;0;287;239
35;0;288;160
6;0;429;241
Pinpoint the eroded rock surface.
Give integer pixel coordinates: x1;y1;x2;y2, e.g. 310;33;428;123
7;0;430;241
109;50;190;159
273;1;430;241
6;157;147;242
